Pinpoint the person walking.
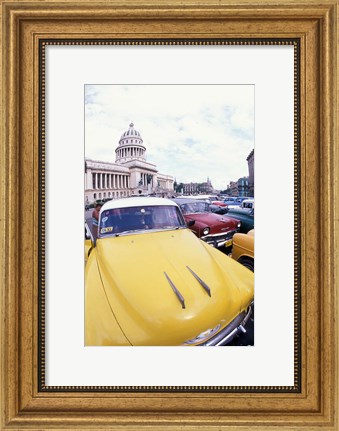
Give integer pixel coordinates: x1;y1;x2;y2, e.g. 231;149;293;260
92;202;102;239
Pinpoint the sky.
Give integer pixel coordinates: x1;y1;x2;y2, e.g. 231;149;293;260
85;85;254;190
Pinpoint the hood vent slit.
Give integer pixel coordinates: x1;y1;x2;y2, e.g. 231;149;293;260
186;266;211;297
164;272;186;309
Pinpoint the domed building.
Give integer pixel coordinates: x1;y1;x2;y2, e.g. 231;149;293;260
115;122;146;163
85;123;174;204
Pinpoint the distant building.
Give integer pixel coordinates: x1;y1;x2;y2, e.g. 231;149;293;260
227;177;250;197
182;178;214;195
225;149;254;197
247;149;254;196
85;123;174;203
228;181;238;196
237;177;250;196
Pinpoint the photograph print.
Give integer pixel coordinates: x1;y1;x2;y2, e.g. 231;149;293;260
84;84;254;346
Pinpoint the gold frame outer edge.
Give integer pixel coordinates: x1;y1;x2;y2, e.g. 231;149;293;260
0;1;337;430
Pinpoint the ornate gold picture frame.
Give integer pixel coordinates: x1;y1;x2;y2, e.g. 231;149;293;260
1;0;338;429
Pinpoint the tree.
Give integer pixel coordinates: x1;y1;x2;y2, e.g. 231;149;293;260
174;182;184;193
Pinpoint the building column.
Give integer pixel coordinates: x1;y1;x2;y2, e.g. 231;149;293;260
86;170;92;190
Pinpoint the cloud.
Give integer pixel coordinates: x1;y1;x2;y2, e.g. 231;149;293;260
85;85;254;189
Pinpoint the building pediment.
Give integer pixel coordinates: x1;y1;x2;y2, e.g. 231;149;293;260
85;159;129;173
122;160;158;172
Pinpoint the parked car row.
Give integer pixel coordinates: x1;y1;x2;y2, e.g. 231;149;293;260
172;198;241;249
173;197;255;270
85;197;254;347
226;201;254;233
231;230;254;272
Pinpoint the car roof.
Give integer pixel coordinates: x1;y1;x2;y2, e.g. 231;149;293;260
101;197;178;211
192;195;218;199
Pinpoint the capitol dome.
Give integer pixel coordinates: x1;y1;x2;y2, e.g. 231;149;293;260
119;123;143;146
115;122;146;163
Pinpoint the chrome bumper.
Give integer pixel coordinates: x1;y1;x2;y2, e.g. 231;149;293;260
201;304;253;346
201;230;238;248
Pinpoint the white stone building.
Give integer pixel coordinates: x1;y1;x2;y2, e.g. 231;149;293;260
85;123;174;204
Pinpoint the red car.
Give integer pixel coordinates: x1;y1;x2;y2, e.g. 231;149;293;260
211;200;228;207
173;198;241;248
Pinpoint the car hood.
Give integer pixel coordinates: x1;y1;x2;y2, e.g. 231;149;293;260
95;228;253;345
185;212;239;232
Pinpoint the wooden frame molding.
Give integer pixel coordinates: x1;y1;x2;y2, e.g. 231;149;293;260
1;1;338;429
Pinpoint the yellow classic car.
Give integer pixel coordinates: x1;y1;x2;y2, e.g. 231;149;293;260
231;229;254;272
85;197;254;346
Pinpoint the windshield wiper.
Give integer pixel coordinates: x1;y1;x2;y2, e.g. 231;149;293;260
160;226;181;230
114;229;141;236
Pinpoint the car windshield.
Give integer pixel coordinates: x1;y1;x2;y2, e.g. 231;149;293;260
180;201;209;214
98;205;186;237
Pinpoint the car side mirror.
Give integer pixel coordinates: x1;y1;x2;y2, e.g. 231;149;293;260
187;220;195;227
85;229;91;240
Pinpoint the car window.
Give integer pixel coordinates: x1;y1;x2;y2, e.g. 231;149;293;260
99;205;186;236
242;202;253;209
180;201;209;214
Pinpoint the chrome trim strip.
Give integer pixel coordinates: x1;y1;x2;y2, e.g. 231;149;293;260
164;272;186;309
186;266;211;297
201;229;237;239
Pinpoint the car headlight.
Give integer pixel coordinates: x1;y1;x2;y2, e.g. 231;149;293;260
202;227;210;235
184;324;221;345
